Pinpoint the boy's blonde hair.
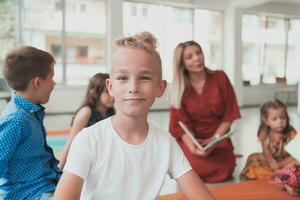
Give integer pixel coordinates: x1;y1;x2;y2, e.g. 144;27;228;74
113;32;162;79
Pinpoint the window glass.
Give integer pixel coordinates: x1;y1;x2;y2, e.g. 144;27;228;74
263;17;285;83
1;0;107;85
65;0;106;85
242;14;300;85
286;19;300;84
0;0;15;79
123;2;223;82
242;14;261;85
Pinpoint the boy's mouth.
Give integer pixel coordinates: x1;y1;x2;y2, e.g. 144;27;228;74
124;98;146;101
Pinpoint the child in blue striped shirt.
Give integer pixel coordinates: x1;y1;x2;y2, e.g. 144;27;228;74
0;46;61;199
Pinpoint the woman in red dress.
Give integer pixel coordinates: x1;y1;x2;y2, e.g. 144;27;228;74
169;41;241;183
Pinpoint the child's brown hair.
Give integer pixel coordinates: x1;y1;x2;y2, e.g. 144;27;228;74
258;99;291;136
3;46;55;91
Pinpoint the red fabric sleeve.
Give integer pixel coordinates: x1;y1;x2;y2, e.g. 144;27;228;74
169;105;194;139
219;71;241;122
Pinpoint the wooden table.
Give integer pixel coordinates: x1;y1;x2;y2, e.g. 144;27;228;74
158;180;299;200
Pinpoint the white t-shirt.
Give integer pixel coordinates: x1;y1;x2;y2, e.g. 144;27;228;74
64;117;192;200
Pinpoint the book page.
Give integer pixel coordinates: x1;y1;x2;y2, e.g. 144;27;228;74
179;121;234;152
178;121;204;150
203;130;234;151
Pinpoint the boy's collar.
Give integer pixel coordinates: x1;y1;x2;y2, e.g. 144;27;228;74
12;92;45;113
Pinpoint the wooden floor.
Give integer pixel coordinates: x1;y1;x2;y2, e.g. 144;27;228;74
44;106;300;195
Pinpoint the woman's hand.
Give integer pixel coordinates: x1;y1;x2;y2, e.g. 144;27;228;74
181;134;205;156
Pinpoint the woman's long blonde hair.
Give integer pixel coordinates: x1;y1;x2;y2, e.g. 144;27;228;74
169;41;204;108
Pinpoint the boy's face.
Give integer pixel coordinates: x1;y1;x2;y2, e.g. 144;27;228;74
37;65;55;104
107;48;166;117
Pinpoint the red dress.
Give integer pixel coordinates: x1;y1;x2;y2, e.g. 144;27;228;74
169;70;241;182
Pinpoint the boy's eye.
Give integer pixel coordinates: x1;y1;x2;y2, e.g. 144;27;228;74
140;76;151;80
116;76;128;81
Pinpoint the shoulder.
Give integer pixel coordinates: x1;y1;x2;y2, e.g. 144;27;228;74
287;125;297;138
73;106;92;123
75;117;112;141
209;70;228;80
258;129;268;142
0;111;30;141
76;106;92;117
0;108;29;128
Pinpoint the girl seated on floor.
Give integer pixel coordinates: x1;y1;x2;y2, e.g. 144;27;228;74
59;73;115;169
240;99;297;180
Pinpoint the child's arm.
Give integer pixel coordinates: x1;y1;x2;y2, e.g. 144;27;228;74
0;118;23;176
53;171;84;200
177;170;215;200
278;156;296;169
59;107;91;169
261;140;279;170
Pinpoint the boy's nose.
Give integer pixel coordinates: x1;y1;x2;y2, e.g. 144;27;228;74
129;80;138;94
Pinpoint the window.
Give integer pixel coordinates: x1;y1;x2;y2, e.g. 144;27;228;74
142;7;148;17
64;0;106;85
123;2;223;82
80;4;86;13
78;46;88;57
242;14;300;85
55;1;62;11
130;5;137;16
0;0;107;85
51;45;61;57
0;0;15;79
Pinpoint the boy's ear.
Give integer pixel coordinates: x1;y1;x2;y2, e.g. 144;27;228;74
106;78;113;96
32;77;41;89
156;80;167;98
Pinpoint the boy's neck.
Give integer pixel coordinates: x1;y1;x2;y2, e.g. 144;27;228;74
16;91;39;104
111;114;149;145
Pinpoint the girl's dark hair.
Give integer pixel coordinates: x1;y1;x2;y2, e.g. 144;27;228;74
258;99;291;136
75;73;109;116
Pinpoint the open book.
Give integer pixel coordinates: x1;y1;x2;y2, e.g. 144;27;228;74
178;121;234;151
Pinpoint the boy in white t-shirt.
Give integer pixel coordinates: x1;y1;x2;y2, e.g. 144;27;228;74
53;32;215;200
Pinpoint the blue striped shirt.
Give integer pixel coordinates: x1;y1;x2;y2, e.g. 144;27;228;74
0;93;61;199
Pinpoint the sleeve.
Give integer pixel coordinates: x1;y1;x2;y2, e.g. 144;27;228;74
0;116;23;176
168;137;192;179
169;105;194;138
219;71;241;122
63;129;93;180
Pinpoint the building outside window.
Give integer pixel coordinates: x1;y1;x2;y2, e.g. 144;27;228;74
0;0;107;85
123;1;223;83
